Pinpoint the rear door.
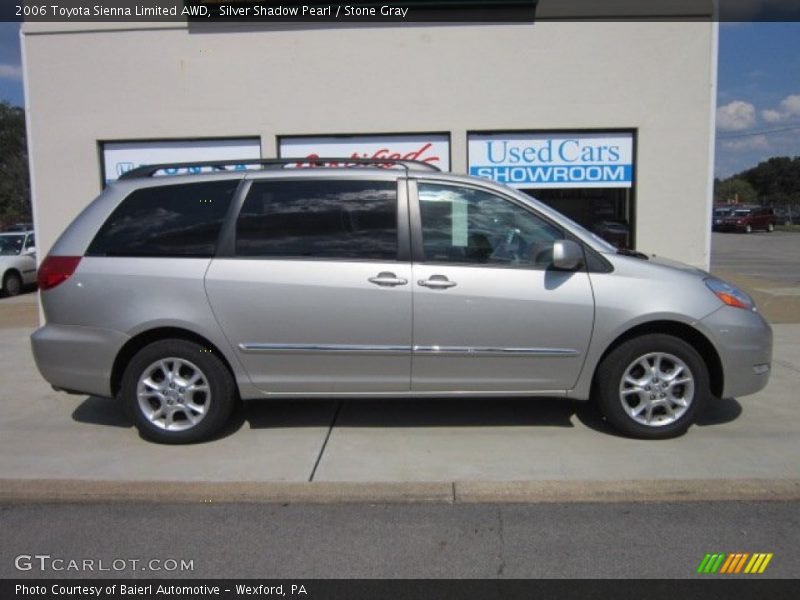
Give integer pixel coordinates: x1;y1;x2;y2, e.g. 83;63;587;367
409;180;595;392
205;175;412;393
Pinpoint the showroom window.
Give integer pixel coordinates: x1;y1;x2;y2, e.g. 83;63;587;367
236;179;398;260
87;181;239;257
468;131;635;249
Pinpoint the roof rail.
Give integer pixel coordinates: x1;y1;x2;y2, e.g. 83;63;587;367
117;157;441;180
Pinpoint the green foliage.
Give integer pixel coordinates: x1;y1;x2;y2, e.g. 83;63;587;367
713;177;757;204
718;156;800;206
0;101;31;224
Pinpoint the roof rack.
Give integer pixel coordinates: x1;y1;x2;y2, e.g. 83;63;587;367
118;157;441;180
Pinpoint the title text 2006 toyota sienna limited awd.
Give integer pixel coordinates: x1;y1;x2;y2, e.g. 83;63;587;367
31;158;772;443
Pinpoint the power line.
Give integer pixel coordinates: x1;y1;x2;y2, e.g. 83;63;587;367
717;123;800;139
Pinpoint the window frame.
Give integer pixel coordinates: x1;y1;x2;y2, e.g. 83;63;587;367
409;177;574;271
219;174;410;263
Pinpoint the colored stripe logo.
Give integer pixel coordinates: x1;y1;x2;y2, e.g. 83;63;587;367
697;553;773;574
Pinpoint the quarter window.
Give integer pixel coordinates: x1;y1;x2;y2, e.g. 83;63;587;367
87;181;238;257
418;183;564;267
236;180;398;260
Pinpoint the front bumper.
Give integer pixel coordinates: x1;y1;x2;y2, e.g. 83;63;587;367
31;324;129;398
698;306;773;398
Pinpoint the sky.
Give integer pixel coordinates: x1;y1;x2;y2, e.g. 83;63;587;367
0;21;798;179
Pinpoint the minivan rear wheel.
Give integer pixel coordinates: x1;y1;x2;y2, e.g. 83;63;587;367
595;334;709;439
120;339;236;444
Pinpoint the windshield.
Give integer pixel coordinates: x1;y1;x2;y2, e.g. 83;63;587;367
0;234;25;256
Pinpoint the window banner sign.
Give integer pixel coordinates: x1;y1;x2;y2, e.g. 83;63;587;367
279;134;451;171
468;132;634;189
102;138;262;184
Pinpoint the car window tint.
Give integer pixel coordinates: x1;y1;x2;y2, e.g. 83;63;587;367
87;181;238;257
24;234;35;249
418;183;563;268
236;180;398;260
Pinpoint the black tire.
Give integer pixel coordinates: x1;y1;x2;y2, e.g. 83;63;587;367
3;271;22;297
594;334;709;439
120;339;237;444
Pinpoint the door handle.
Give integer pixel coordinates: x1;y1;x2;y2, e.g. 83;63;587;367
368;272;408;287
418;275;457;289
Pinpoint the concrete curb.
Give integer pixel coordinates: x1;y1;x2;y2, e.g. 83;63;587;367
0;480;454;504
454;479;800;503
1;478;799;505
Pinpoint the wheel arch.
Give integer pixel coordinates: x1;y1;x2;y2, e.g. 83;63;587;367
592;320;724;399
110;327;238;398
2;266;21;282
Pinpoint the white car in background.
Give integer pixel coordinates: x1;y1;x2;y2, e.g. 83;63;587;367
0;230;37;297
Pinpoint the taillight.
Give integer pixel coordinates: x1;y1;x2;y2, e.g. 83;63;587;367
38;256;81;291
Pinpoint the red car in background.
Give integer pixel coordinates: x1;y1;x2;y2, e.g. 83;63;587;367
717;206;775;233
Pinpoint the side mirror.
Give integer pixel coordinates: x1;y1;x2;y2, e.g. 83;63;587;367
25;247;36;256
552;239;584;271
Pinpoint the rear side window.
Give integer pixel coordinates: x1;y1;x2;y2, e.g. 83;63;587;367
236;179;398;260
87;181;238;257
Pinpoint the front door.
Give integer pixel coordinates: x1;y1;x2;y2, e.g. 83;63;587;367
410;181;595;392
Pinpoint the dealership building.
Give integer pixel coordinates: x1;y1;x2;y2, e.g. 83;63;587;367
22;1;718;267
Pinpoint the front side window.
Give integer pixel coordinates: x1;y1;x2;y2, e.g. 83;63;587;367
87;180;239;257
236;179;398;260
24;234;35;250
417;183;563;267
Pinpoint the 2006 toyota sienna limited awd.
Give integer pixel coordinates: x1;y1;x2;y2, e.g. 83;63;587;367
31;158;772;444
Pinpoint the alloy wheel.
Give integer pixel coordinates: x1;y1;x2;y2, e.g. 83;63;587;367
136;357;210;431
619;352;695;427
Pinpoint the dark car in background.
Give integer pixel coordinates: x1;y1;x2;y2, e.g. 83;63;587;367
591;220;630;248
717;206;775;233
712;206;734;231
774;207;796;226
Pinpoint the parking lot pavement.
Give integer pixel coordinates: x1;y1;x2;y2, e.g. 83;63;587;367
1;316;798;487
711;231;800;283
711;231;800;324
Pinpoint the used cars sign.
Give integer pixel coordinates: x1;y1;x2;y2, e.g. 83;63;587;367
468;132;634;189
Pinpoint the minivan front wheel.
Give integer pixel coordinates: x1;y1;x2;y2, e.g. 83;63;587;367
120;339;236;444
595;334;709;439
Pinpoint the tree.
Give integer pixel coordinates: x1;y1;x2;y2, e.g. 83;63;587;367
738;156;800;205
0;101;31;224
714;177;757;204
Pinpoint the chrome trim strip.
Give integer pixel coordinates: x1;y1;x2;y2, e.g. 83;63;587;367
413;346;579;357
239;343;578;358
239;343;410;355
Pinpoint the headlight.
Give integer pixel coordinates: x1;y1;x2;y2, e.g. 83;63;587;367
705;277;755;310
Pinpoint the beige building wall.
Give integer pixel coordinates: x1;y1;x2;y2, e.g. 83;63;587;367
22;14;717;267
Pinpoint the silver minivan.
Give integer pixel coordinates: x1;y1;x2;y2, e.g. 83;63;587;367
31;159;772;443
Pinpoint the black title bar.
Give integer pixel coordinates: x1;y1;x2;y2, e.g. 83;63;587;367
5;0;800;22
4;579;800;600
